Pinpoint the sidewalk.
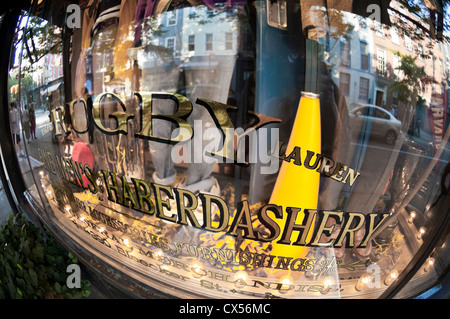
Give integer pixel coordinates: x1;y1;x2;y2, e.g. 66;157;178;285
0;180;13;225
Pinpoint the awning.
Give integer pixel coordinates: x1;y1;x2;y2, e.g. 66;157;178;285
41;82;62;95
180;61;219;70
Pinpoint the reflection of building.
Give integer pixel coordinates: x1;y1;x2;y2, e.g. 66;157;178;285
31;52;64;110
443;41;450;128
320;12;376;108
322;1;448;136
137;5;239;99
372;1;447;128
132;5;247;179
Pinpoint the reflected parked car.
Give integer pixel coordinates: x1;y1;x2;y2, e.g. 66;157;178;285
349;104;402;145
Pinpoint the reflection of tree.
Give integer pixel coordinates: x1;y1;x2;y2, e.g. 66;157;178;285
10;15;62;105
309;7;354;39
141;17;174;62
389;0;449;41
314;8;354;70
141;17;168;46
9;70;34;102
389;51;427;107
187;3;237;25
21;16;61;72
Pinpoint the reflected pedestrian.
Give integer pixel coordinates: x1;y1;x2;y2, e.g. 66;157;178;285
9;102;24;157
29;103;36;139
417;117;421;137
22;104;31;143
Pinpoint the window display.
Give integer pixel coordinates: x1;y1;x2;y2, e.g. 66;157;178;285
3;0;450;299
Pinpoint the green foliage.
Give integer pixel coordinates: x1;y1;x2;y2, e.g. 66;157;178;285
8;70;35;103
0;213;91;299
389;51;427;105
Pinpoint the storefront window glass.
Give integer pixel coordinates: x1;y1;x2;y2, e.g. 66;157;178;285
6;0;450;298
